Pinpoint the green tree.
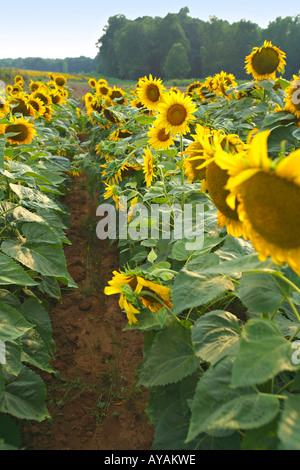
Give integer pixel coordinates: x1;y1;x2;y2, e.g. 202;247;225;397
163;43;191;79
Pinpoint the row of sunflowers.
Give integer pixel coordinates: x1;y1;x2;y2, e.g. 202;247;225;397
0;73;81;448
79;41;300;449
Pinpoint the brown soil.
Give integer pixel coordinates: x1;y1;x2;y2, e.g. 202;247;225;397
20;170;155;450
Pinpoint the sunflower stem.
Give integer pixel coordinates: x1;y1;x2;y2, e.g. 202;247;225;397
179;135;186;208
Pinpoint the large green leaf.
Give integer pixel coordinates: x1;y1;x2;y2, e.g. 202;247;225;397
0;253;37;286
231;318;296;388
0;365;49;421
198;253;279;276
238;272;290;313
0;302;33;342
192;310;241;365
1;223;74;285
21;329;54;373
138;321;200;387
147;373;200;450
9;183;65;213
173;268;234;314
187;357;279;442
278;394;300;450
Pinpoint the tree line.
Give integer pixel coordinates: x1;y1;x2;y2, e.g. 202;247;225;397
0;56;96;75
95;7;300;80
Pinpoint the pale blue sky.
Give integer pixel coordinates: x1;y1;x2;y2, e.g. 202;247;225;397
1;0;299;59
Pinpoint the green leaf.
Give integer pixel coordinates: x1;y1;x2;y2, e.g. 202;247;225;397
0;414;20;449
0;302;33;341
242;418;280;450
192;310;241;365
238;272;290;313
278;394;300;450
9;183;65;213
21;329;54;373
1;223;72;284
187;357;279;442
0;253;37;286
138;321;200;387
3;341;22;376
231;318;296;388
173;260;234;314
0;365;49;421
198;253;279;276
147;373;199;450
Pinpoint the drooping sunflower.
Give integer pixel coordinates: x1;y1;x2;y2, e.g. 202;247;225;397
50;90;65;106
137;74;165;111
185;125;246;237
103;182;121;210
212;71;237;99
109;86;127;105
108;128;132;142
245;41;286;81
104;270;172;325
147;123;175;150
156;91;197;136
215;130;300;274
186;81;203;99
9;95;35;118
143;146;156;187
4;116;36;145
182;125;215;184
284;75;300;120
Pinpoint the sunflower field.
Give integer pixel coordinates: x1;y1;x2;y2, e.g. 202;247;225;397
0;73;82;448
1;40;300;450
80;42;300;450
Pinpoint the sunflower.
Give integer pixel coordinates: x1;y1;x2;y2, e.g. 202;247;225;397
98;78;108;87
29;80;43;93
10;84;23;95
186;81;202;99
4;116;36;145
0;100;10;118
14;75;24;86
43;105;55;121
97;83;111;97
156;90;197;136
32;90;52;107
9;95;35;118
109;129;132;142
182;125;215;184
143;146;156;187
284;75;300;120
109;86;127;105
104;270;172;325
215;130;300;274
212;71;237;99
147;123;175;150
103;182;121;210
50;90;64;106
54;75;67;87
184;126;246;237
88;78;97;88
137;74;165;111
245;41;286;81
